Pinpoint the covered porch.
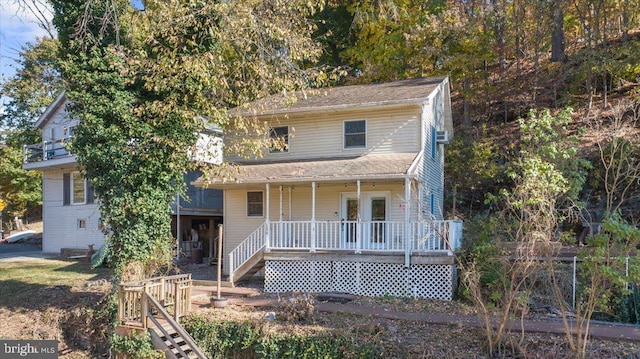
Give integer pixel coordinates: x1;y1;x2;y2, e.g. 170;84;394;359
195;154;463;299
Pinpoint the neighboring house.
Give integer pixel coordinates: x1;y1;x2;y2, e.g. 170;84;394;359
194;76;463;300
22;92;223;256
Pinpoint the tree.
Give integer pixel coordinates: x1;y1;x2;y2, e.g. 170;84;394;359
51;0;325;282
0;145;42;223
409;3;494;127
460;108;590;356
339;0;445;82
550;0;567;62
0;37;61;227
1;37;61;146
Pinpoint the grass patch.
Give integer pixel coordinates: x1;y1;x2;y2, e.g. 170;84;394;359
0;259;111;309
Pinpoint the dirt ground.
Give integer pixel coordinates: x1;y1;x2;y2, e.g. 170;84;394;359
1;259;639;358
189;287;640;359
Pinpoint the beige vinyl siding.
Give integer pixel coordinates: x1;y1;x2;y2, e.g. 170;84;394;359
222;188;266;274
226;107;421;162
42;169;104;253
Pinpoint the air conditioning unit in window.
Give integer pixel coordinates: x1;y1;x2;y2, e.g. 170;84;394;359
436;130;450;144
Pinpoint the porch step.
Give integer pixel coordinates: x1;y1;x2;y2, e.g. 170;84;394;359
232;250;265;283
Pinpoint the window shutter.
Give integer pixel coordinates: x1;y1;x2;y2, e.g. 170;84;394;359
63;173;70;206
86;180;95;204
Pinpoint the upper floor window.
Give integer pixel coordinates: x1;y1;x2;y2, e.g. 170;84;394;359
64;126;75;138
247;191;264;217
269;126;289;153
344;120;366;149
63;172;95;206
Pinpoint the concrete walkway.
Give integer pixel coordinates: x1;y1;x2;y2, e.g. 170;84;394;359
191;288;640;342
0;243;57;262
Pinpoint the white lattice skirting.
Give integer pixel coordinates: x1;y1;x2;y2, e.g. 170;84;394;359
264;260;456;300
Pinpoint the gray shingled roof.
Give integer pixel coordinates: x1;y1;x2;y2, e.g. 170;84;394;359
234;77;445;116
197;153;419;186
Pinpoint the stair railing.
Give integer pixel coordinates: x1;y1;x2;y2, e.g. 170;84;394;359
145;291;208;359
229;222;268;279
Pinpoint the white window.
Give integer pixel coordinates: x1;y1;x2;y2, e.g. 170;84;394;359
344;120;366;149
71;172;86;204
64;126;75;138
247;191;264;217
269;126;289;153
64;172;94;206
77;219;86;229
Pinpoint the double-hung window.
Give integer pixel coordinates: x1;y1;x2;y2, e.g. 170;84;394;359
247;191;264;217
344;120;366;149
269;126;289;153
63;172;94;205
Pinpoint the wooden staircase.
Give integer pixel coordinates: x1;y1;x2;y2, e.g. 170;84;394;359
231;249;265;283
145;294;207;359
116;275;207;359
150;325;202;359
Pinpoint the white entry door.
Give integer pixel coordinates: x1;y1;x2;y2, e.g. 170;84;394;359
340;192;389;249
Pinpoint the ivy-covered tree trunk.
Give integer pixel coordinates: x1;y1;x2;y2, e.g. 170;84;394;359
51;0;323;282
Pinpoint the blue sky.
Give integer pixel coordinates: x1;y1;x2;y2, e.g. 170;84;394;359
1;0;144;79
0;0;54;81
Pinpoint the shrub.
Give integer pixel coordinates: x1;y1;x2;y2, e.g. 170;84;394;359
111;332;163;359
182;315;382;359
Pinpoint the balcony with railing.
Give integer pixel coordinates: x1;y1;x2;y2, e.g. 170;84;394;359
23;138;75;169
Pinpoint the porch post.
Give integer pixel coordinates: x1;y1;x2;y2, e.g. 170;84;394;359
356;179;361;254
279;185;283;247
176;193;181;261
288;186;292;220
404;177;411;267
279;186;283;221
265;183;271;252
311;181;316;253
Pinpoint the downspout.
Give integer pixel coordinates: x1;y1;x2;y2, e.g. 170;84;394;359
404;176;411;268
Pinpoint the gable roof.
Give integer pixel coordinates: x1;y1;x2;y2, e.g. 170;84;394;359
235;76;447;116
34;91;67;129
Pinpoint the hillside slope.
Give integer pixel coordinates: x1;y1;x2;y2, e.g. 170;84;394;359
446;32;640;222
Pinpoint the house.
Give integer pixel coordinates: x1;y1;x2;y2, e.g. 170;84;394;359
22;92;224;256
194;76;463;300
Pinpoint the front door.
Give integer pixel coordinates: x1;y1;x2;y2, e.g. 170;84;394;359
341;192;389;249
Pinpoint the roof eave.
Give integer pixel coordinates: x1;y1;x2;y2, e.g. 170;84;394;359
238;98;428;118
193;173;416;189
34;90;66;129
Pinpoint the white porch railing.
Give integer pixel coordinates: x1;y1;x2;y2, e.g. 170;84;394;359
229;219;463;277
229;222;268;277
